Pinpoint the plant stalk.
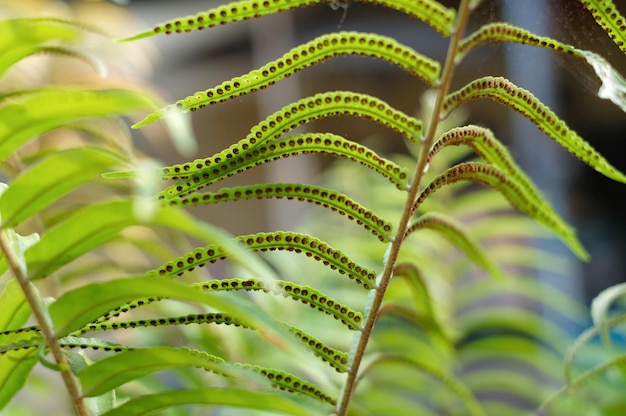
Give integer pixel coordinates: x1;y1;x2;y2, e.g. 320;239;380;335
0;230;89;416
334;1;473;414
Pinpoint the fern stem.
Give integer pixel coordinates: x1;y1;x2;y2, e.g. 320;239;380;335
335;1;473;414
0;230;89;416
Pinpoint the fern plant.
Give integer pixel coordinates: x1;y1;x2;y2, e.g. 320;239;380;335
2;0;626;415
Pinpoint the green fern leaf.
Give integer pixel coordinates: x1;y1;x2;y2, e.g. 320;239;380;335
240;363;337;406
79;347;231;397
0;147;125;228
134;33;439;127
102;387;322;416
0;18;104;78
429;125;565;234
392;263;444;333
564;313;626;384
154;133;409;194
406;212;506;280
362;355;486;416
0;88;158;162
457;22;580;61
0;329;39;410
48;275;277;338
149;231;377;289
80;314;348;373
79;347;333;412
442;76;626;184
415;161;588;259
110;91;420;179
82;313;250;333
120;0;454;41
196;278;364;330
164;184;393;241
0;279;30;334
578;0;626;54
285;324;349;372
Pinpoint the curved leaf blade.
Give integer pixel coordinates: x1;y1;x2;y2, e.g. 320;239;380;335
134;33;439;127
194;278;364;330
165;184;393;242
148;231;378;289
0;336;37;410
0;88;158;162
21;200;140;280
578;0;626;54
590;282;626;348
0;18;103;78
458;22;580;61
0;279;30;333
442;76;626;184
49;275;256;337
0;147;125;228
150;131;411;193
102;387;319;416
121;0;454;41
406;212;506;280
415;162;588;259
79;347;229;397
362;355;486;416
160;91;420;176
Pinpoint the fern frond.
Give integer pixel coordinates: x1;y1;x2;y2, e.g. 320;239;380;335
134;33;440;127
240;363;337;405
148;231;377;289
0;88;157;162
359;355;486;416
429;126;561;228
196;278;364;330
578;0;626;53
285;324;349;372
102;387;322;416
392;263;444;334
164;184;393;241
442;76;626;184
457;22;579;61
120;0;454;41
155;134;408;195
80;313;349;372
414;162;588;260
406;212;505;280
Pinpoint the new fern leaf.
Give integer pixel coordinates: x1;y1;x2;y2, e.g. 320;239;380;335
155;133;410;196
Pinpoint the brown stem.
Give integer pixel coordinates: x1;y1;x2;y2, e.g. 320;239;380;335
334;1;473;414
0;230;89;416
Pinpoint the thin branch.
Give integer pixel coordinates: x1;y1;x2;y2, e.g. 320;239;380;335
334;1;473;414
0;230;89;416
